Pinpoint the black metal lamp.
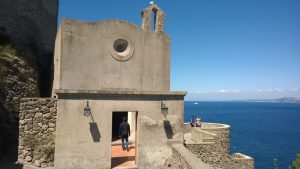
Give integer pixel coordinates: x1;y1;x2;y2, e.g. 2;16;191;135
84;101;91;116
161;101;168;115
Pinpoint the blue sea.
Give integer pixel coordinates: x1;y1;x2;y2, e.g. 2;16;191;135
184;101;300;169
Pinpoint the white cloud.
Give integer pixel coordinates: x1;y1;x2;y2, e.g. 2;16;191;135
257;88;283;93
289;88;299;92
232;89;240;93
192;89;241;95
215;89;228;93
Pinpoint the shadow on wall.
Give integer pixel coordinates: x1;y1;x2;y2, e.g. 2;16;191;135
89;122;101;142
163;120;173;139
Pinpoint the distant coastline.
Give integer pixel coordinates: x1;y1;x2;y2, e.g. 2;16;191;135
187;97;300;104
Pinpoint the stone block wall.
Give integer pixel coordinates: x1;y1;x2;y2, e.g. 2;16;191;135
18;98;57;168
185;123;254;169
168;147;192;169
232;153;254;169
186;143;234;169
200;123;230;154
165;143;213;169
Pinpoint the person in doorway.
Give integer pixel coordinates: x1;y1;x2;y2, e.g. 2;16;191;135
119;117;130;151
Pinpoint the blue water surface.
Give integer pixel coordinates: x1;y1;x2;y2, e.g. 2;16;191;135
184;101;300;169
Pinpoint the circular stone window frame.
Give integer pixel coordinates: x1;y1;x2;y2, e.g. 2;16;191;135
111;36;135;61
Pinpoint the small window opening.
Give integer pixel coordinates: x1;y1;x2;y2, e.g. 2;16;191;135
113;39;128;53
151;8;158;31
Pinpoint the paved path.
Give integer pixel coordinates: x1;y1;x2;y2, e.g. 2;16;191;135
111;144;136;168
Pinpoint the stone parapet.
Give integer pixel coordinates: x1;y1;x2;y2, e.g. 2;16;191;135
200;123;231;154
184;122;254;169
18;98;57;168
232;153;254;169
166;143;213;169
191;127;216;144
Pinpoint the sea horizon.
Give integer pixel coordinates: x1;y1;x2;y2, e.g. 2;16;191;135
184;101;300;169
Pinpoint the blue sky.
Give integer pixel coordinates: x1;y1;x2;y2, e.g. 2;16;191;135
59;0;300;100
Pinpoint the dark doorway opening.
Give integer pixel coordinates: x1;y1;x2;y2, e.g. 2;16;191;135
112;112;128;142
111;111;138;168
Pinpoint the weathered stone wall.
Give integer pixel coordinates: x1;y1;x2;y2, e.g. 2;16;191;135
232;153;254;169
0;51;39;156
168;147;192;169
165;143;213;169
186;144;234;169
141;3;165;33
200;123;230;154
52;19;171;95
18;98;57;168
0;53;39;118
185;123;254;169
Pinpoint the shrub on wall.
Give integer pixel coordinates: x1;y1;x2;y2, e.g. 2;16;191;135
290;154;300;169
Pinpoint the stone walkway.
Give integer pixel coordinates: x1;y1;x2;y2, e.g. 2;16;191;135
111;144;136;169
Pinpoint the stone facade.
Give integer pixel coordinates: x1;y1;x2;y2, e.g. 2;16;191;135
18;98;57;168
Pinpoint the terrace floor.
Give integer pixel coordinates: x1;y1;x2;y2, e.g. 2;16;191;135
111;142;136;169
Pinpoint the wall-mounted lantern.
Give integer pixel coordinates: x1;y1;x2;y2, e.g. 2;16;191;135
84;101;91;116
161;101;168;116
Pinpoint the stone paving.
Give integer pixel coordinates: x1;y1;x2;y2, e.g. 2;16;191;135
111;143;136;168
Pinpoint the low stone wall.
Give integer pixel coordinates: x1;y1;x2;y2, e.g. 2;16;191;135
18;98;57;168
200;123;230;154
166;143;213;169
169;147;192;169
185;123;254;169
191;127;216;143
186;143;234;169
232;153;254;169
183;123;191;134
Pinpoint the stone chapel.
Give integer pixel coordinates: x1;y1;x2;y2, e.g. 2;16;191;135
18;3;254;169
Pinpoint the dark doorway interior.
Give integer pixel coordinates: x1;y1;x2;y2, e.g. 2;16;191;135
112;112;128;142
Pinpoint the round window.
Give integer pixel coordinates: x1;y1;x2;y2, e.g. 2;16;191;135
113;39;128;53
111;37;134;61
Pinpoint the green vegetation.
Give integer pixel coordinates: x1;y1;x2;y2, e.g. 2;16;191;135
290;154;300;169
0;35;16;55
0;44;16;55
274;158;278;169
0;35;16;89
0;58;3;87
273;154;300;169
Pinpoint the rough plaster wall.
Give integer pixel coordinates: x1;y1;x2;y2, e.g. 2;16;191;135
18;98;57;168
54;97;184;169
53;19;170;93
